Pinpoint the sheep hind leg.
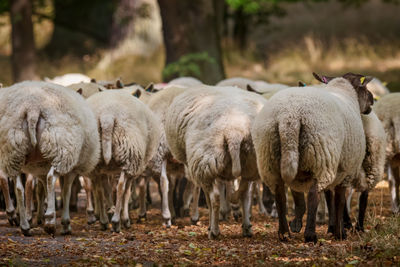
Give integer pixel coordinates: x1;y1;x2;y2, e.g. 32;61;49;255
111;171;127;233
121;177;133;229
44;167;59;236
289;190;305;233
14;175;31;236
181;179;193;217
60;173;78;235
333;186;347;240
190;185;200;225
325;190;335;234
80;176;96;225
275;180;290;241
219;181;231;221
94;177;108;231
240;180;253;237
0;171;18;226
304;183;320;243
355;190;368;232
389;165;400;214
137;177;147;223
205;181;220;240
25;174;35;225
160;160;171;227
343;201;353;230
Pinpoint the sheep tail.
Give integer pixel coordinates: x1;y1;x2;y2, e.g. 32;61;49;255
26;108;40;147
227;138;242;178
279;118;301;184
99;114;115;165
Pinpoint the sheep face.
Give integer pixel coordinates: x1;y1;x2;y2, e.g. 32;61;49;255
342;73;374;115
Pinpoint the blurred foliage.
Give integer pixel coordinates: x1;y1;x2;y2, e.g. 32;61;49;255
162;52;216;81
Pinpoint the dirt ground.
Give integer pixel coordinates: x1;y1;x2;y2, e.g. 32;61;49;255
0;181;399;266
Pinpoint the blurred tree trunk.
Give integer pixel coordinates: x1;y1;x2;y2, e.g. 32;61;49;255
47;0;135;56
10;0;38;82
158;0;225;84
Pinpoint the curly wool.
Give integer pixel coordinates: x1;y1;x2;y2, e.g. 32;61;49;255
252;78;366;193
0;81;100;178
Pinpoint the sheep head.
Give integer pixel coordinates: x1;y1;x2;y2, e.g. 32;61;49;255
313;72;374;115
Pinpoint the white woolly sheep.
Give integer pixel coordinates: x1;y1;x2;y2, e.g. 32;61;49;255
251;73;374;242
374;93;400;213
67;82;107;98
44;73;91;86
367;78;390;99
86;89;162;232
165;85;267;239
168;77;203;87
0;81;100;236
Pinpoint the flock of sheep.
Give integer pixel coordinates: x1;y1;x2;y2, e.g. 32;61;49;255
0;72;399;244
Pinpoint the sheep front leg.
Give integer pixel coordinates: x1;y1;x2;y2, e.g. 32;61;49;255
121;177;133;229
160;160;172;227
0;171;18;226
275;180;290;241
239;180;253;237
304;183;320;243
61;173;77;235
44;166;59;235
355;190;368;232
190;185;200;225
80;176;96;225
204;181;220;240
137;177;147;222
388;165;400;214
111;171;126;233
289;190;305;233
333;186;347;240
25;174;35;225
324;190;335;234
36;179;45;225
14;175;31;236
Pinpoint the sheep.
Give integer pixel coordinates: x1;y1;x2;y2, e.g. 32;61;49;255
216;77;256;90
367;78;390;99
0;173;18;226
0;81;100;236
67;82;107;98
86;89;162;232
252;72;374;242
44;73;91;86
168;77;203;87
373;93;400;213
90;78;125;89
165;85;268;239
135;85;188;226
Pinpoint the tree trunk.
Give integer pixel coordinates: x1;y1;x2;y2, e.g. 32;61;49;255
10;0;38;82
158;0;225;84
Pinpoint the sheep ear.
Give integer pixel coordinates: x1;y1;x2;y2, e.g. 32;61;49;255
132;89;141;98
145;83;154;92
98;87;103;92
116;79;124;88
298;81;306;87
362;76;373;86
77;88;83;95
246;84;261;94
312;72;333;84
90;78;97;83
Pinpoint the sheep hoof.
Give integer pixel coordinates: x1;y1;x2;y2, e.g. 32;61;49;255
355;223;364;232
208;230;220;240
136;214;146;223
233;213;240;222
344;221;353;230
28;218;33;225
87;211;97;225
219;211;230;221
111;220;121;233
100;223;108;231
278;231;291;242
334;229;347;240
21;227;32;237
182;208;190;217
304;231;317;243
44;223;56;236
6;210;17;226
36;217;43;226
242;225;253;237
61;224;72;235
122;219;131;229
327;225;334;234
163;218;171;228
190;218;199;225
289;219;302;233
